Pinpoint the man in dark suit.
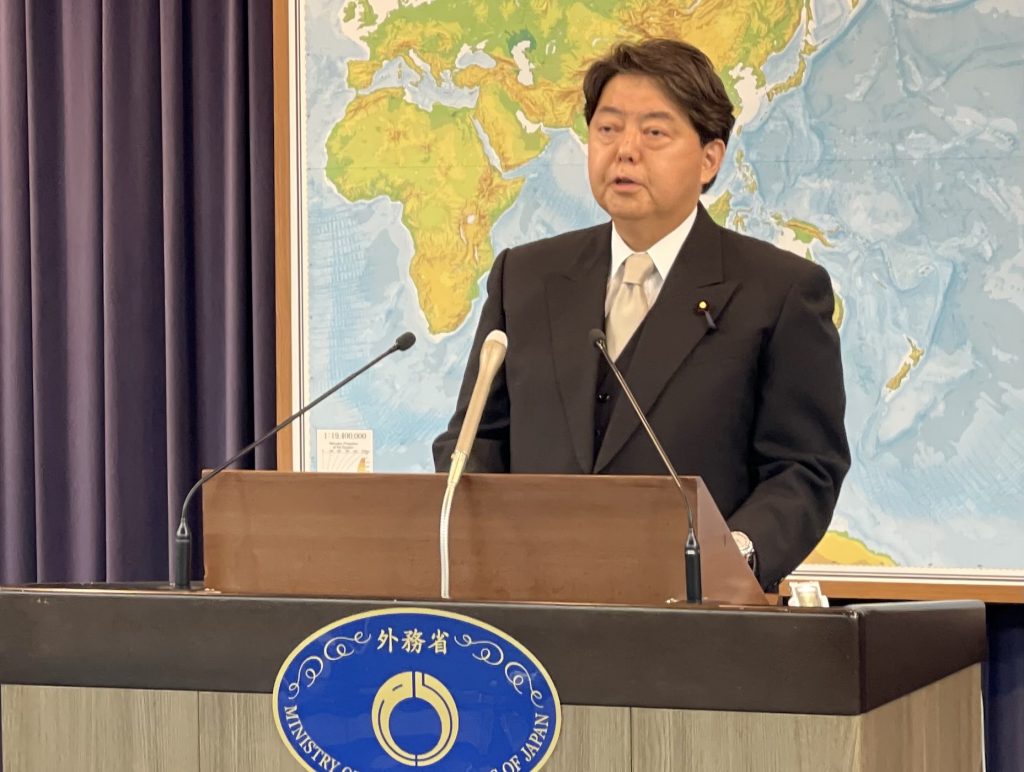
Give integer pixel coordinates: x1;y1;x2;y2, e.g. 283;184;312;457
433;39;850;590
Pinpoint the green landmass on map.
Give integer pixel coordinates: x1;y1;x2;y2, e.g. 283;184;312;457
326;92;523;333
886;337;925;392
708;191;733;226
328;0;812;333
773;213;834;247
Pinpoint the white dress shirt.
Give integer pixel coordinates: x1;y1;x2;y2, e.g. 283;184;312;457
605;206;699;315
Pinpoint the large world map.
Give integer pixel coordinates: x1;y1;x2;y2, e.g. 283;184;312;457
296;0;1024;572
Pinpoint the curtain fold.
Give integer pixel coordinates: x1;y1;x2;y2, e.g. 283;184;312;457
986;607;1024;772
0;0;36;581
0;0;275;585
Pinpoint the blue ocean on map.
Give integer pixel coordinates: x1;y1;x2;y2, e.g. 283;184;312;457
296;0;1024;572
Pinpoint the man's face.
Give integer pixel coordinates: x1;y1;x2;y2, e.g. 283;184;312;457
587;73;724;249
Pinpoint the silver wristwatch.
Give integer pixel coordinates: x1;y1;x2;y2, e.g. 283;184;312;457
731;530;757;574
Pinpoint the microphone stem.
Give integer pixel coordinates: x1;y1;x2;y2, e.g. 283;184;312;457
172;341;402;590
597;341;702;603
599;348;694;528
439;479;458;599
437;332;507;600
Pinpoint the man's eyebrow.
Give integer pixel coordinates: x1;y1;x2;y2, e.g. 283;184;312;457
641;110;678;121
593;105;678;122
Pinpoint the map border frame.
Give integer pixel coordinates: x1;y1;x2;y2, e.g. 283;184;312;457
273;0;1024;599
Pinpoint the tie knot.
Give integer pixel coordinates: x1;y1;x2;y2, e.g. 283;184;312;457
623;252;654;286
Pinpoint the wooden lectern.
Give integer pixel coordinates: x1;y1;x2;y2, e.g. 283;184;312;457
0;471;986;771
201;470;767;606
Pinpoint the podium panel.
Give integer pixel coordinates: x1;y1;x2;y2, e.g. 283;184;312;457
2;669;981;772
1;685;199;771
0;588;985;771
201;471;767;606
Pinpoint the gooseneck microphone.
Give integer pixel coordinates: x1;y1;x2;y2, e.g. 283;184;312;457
589;328;702;604
172;331;417;590
446;330;508;487
440;329;508;598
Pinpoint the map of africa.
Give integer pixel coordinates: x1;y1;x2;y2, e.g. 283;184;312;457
296;0;1024;572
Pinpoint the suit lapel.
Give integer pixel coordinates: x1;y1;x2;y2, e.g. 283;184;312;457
545;224;611;473
594;206;738;473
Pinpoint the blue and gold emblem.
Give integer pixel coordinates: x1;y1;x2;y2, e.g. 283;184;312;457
273;609;561;771
372;671;458;765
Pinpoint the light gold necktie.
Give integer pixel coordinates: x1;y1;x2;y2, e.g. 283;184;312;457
606;252;655;360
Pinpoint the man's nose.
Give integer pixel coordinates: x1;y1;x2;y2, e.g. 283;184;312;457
616;129;640;162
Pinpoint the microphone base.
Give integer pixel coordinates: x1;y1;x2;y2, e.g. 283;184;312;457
684;543;702;604
173;529;192;590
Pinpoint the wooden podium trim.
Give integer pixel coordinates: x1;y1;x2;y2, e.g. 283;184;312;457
272;0;293;470
781;575;1024;604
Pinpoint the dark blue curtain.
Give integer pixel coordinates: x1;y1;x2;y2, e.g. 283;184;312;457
986;605;1024;771
0;0;275;585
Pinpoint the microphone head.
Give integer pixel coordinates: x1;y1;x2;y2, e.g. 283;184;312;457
588;328;607;349
483;329;508;350
395;332;416;351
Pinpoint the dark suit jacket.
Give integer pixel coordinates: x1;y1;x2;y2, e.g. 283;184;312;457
433;204;850;588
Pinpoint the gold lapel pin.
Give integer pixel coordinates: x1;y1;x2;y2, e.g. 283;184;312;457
694;300;717;331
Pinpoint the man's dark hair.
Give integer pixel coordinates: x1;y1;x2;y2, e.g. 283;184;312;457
583;39;736;191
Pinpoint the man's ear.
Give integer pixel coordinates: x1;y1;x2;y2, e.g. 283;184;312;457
700;139;726;187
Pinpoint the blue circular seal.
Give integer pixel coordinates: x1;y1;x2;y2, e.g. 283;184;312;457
273;608;562;771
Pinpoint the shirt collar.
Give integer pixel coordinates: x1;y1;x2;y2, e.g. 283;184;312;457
610;205;699;281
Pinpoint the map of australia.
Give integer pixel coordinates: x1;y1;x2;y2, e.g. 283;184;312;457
301;0;1024;573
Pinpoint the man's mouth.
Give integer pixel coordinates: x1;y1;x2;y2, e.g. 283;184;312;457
612;176;639;187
